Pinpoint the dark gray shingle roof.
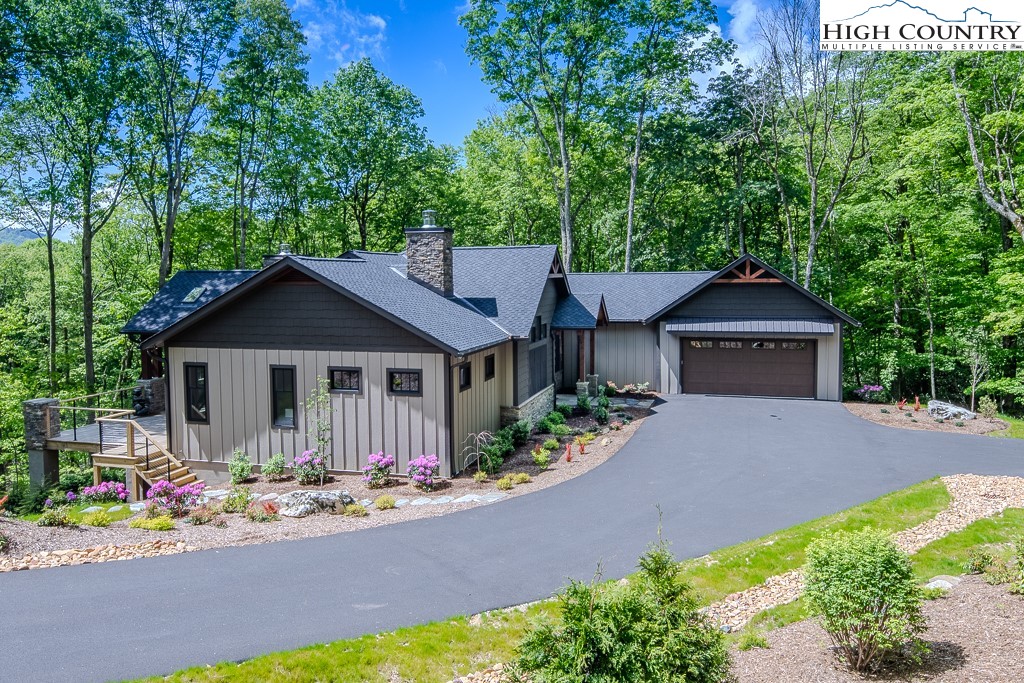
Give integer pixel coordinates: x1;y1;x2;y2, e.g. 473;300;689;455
121;270;258;335
552;292;604;329
567;272;715;323
664;317;836;334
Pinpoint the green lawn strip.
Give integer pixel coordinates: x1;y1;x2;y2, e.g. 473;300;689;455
992;414;1024;440
740;507;1024;637
128;479;949;683
20;502;134;524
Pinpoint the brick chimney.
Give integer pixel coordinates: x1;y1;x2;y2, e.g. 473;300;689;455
405;210;453;296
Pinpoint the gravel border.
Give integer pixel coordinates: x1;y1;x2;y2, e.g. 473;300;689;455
843;402;1009;436
0;410;650;571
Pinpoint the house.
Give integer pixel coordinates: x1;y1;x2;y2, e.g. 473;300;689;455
122;211;857;481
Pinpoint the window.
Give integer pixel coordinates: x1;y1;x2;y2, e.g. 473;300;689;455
752;341;776;350
271;366;296;428
530;316;547;343
719;341;743;349
181;286;205;304
689;340;713;349
459;362;472;391
184;363;208;423
529;345;548;396
329;367;361;393
782;341;808;351
484;354;496;380
388;369;422;396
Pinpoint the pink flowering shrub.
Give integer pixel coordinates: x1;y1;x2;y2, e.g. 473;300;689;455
291;449;328;485
406;454;440;491
146;480;205;518
361;451;395;489
81;481;128;503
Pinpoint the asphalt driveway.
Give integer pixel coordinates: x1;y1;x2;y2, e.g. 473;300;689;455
1;396;1022;682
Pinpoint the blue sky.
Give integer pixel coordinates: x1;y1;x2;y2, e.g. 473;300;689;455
290;1;761;147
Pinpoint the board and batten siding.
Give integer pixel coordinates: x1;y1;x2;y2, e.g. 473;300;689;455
167;346;450;475
592;323;658;388
451;343;511;473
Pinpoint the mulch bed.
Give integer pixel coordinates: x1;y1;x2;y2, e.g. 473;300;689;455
843;402;1009;436
732;576;1024;682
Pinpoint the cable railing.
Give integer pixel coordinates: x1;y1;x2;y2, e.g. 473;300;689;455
47;387;135;442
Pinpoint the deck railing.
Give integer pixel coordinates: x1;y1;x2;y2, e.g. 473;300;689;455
94;414;180;484
48;387;135;441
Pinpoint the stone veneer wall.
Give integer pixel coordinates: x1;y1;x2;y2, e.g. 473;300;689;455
405;228;453;295
135;377;166;415
500;384;555;427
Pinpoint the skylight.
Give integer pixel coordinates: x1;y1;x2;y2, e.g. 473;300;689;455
182;286;206;304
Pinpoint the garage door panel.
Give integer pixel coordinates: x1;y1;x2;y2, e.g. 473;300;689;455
681;338;815;398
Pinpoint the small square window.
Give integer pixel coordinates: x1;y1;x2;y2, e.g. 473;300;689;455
388;369;422;396
719;341;743;349
689;340;713;349
752;341;776;350
782;341;808;351
459;363;472;391
329;367;361;393
484;354;495;380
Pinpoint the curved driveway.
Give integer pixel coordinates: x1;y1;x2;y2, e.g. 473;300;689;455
2;396;1023;683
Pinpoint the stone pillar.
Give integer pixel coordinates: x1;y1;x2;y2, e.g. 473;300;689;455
135;377;166;414
23;398;61;490
405;210;454;296
576;381;590;401
587;374;599;397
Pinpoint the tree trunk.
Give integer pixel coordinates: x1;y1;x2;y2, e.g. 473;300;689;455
82;182;96;396
46;232;57;395
624;93;647;273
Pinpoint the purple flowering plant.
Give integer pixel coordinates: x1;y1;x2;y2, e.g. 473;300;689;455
406;453;440;491
81;481;128;503
291;449;328;485
853;384;885;403
66;490;77;503
361;451;396;488
146;480;206;517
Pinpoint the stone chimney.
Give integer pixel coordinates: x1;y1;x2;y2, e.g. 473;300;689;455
405;209;453;296
262;243;292;268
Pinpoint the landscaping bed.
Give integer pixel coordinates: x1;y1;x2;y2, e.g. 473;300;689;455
732;576;1024;683
0;406;651;570
843;401;1009;436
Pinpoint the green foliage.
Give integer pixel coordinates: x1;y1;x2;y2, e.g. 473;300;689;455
534;418;552;434
509;420;532;447
554;403;573;419
963;548;994;574
129;515;175;531
36;506;74;527
517;540;728;683
545;411;566;426
550;424;572;437
261;453;286;481
978;396;999;419
472;470;488;483
228;449;253;484
374;495;396;510
532;449;551;470
187;504;221;526
596;394;610;410
81;510;111;527
737;630;770;651
510;472;531;485
542;438;559;451
495;476;514;491
0;531;10;553
220;486;254;514
592;406;609;424
804;529;927;671
575;396;591;414
245;501;280;523
342;503;368;518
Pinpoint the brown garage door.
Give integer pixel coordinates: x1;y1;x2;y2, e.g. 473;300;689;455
681;338;816;398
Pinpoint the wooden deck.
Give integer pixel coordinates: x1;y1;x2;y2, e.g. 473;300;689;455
47;413;168;454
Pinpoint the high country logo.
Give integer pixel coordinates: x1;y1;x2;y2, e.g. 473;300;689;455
820;0;1024;51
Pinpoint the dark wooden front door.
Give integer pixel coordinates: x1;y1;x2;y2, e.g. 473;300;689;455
681;338;816;398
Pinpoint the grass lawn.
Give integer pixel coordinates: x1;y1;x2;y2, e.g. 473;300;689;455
130;478;950;683
993;413;1024;440
20;501;135;524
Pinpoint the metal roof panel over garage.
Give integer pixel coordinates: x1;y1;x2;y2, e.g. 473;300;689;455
665;317;836;335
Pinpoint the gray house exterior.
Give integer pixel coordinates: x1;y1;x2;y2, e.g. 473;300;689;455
124;215;857;480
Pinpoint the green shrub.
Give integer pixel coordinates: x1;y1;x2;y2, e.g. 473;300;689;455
496;476;514;491
246;500;281;522
532;449;551;470
596;394;610;410
550;424;572;437
187;504;221;526
554;403;573;418
880;408;890;414
472;470;488;483
511;472;531;485
228;449;253;484
738;630;770;651
1011;538;1024;596
36;506;74;527
81;510;112;527
343;503;369;517
920;586;948;600
220;485;254;514
479;449;504;475
978;395;998;419
804;528;927;671
935;418;945;424
374;495;396;510
545;410;566;426
0;532;11;553
575;396;591;414
963;548;994;574
534;418;552;434
509;420;532;447
261;453;286;481
129;515;175;531
517;541;728;682
542;438;560;450
592;406;609;424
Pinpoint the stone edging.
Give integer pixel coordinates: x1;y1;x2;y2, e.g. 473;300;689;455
0;539;197;572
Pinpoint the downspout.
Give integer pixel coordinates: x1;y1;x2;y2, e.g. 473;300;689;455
444;352;455;477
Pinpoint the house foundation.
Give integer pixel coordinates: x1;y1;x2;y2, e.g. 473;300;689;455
23;398;60;489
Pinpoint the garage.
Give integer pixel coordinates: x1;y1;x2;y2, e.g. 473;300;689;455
681;338;816;398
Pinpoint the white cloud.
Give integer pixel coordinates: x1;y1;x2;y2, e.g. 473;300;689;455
726;0;764;66
292;1;389;68
433;59;448;75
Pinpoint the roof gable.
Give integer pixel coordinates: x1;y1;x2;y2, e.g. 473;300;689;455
121;270;258;335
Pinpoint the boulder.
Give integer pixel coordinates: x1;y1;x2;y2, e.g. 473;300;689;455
276;490;354;517
927;400;976;420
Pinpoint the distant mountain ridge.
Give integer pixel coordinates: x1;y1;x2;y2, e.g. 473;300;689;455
839;1;1013;23
0;229;37;245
